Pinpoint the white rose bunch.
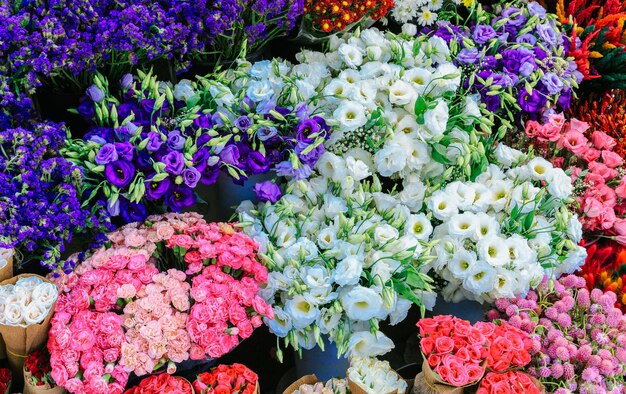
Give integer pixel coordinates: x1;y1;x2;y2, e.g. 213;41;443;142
347;357;407;394
0;276;58;327
238;152;436;358
292;379;349;394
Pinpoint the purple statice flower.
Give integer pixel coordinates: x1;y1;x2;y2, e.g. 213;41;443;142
0;122;111;269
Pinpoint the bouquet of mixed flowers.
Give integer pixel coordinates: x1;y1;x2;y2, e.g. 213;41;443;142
488;274;626;394
579;239;626;312
430;1;581;122
0;121;111;269
48;213;272;393
522;115;626;243
124;374;193;394
193;363;259;394
239;152;438;358
24;347;63;394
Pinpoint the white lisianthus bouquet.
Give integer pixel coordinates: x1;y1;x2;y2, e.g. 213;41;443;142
237;152;437;358
425;145;586;303
0;276;58;326
347;357;407;394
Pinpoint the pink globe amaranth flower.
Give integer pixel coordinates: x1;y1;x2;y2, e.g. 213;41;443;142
551;363;564;379
581;367;601;383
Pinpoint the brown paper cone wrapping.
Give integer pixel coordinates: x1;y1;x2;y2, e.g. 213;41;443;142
23;369;67;394
411;359;485;394
0;254;13;360
253;382;260;394
0;274;56;389
531;376;546;393
348;376;404;394
282;374;319;394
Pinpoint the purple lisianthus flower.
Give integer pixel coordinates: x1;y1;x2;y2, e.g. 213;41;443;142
257;126;278;141
246;151;271;174
115;142;134;161
256;97;277;115
482;55;497;69
145;177;171;200
516;34;537;45
95;143;118;165
86;85;105;102
457;48;481;64
519;61;537;77
557;88;572;110
104;160;135;188
528;2;547;18
253;181;282;203
201;164;220;185
542;72;564;94
275;160;313;180
482;93;502;113
166;185;195;212
121;74;134;89
295;103;309;119
536;23;560;47
193;114;213;129
220;145;240;166
120;198;147;223
472;25;497;45
296;142;324;167
167;130;186;150
534;47;548;61
77;97;95;119
182;167;201;188
235;115;253;131
107;197;120;216
296;118;321;143
501;7;526;27
163;151;185;175
193;147;212;173
146;132;163;152
518;89;547;113
501;48;534;74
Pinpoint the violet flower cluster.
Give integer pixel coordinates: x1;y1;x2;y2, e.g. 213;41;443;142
430;1;582;122
64;66;329;224
0;121;111;270
488;275;626;394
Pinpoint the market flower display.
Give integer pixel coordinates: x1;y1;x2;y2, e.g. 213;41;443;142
48;213;272;393
0;277;58;326
239;152;438;357
488;275;626;394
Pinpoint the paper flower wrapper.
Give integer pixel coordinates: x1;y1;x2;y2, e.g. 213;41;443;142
23;368;67;394
0;274;56;388
348;371;407;394
412;360;484;394
0;249;14;360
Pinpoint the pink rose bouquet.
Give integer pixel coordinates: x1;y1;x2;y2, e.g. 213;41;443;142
488;275;626;393
48;213;273;394
477;371;542;394
523;115;626;243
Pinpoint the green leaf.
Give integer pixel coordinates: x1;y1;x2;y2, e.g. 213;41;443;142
414;96;428;116
431;144;451;164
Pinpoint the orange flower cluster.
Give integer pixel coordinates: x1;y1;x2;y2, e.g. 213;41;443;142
572;90;626;158
580;239;626;312
304;0;394;33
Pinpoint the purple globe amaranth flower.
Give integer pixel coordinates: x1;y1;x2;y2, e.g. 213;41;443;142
120;198;147;223
86;85;105;102
542;72;564;95
253;181;282;203
472;25;497;45
104;160;135;188
220;145;240;166
146;131;164;152
235;115;253;131
166;184;195;212
457;48;481;64
121;74;134;89
145;177;171;200
95;143;118;165
257;126;278;141
114;141;134;161
246;151;271;174
162;151;185;175
182;167;201;188
518;89;547;113
167;130;186;151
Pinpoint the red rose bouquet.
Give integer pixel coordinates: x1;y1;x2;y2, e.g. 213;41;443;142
477;371;542;394
193;364;259;394
0;368;10;394
24;347;64;394
124;374;193;394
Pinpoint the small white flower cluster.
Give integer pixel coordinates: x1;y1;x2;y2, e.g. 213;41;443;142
0;276;58;327
347;357;407;394
238;152;437;358
391;0;442;25
428;145;585;303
